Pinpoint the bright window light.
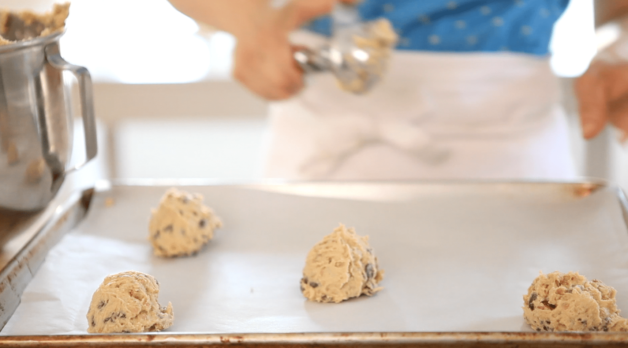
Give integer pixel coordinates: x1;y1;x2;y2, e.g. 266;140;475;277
60;0;234;83
549;0;597;77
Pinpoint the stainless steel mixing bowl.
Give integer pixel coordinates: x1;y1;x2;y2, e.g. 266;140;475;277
0;31;96;212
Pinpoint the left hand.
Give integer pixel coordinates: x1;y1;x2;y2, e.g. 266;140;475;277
575;61;628;140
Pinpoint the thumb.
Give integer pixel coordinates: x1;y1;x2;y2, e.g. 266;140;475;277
283;0;336;30
575;65;608;139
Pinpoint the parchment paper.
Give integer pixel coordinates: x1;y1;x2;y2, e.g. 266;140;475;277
3;183;628;335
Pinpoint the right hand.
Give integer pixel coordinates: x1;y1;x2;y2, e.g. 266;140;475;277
233;0;342;100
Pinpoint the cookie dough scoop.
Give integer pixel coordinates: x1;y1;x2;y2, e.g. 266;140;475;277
149;188;222;257
523;271;628;332
301;224;384;303
294;4;398;94
86;271;174;333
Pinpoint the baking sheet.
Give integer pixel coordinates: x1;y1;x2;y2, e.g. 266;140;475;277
3;182;628;335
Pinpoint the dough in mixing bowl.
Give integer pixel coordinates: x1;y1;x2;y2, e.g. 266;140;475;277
86;271;174;333
523;271;628;332
301;224;384;303
149;188;222;257
0;2;69;44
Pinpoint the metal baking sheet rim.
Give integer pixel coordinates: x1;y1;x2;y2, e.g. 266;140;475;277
3;332;628;346
3;179;628;346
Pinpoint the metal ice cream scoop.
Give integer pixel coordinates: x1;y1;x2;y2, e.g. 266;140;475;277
294;3;398;94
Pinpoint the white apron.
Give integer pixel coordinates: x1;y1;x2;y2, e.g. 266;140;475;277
263;49;576;180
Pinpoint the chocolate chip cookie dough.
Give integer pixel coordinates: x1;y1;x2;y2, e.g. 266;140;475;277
523;271;628;332
0;2;69;44
149;188;222;257
339;18;398;93
86;271;174;334
301;224;384;303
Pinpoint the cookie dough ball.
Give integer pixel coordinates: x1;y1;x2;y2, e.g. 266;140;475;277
149;188;222;257
339;18;398;93
523;271;628;332
301;224;384;303
86;271;174;333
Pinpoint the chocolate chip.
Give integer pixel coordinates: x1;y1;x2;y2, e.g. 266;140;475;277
181;196;189;204
104;312;121;323
310;282;319;288
321;295;327;301
302;278;308;285
536;328;541;332
543;325;549;331
154;230;160;239
155;279;159;286
365;264;374;279
91;316;95;327
300;285;305;292
528;292;537;310
120;312;126;319
122;330;130;333
541;300;556;310
199;219;206;228
164;224;173;232
97;300;107;309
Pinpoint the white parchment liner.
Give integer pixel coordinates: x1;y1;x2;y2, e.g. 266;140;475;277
3;183;628;335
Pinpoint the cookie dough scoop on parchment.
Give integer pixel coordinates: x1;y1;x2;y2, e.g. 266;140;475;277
86;271;174;334
523;271;628;332
301;224;384;303
148;188;222;257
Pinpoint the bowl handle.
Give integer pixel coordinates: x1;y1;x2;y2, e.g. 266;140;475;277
44;44;98;173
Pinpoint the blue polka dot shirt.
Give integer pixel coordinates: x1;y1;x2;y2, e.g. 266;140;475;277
304;0;569;56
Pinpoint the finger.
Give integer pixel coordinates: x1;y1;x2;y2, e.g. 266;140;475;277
284;0;336;30
235;58;303;100
608;98;628;141
599;63;628;103
575;67;608;139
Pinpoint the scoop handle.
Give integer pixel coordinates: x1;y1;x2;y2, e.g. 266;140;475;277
294;47;332;74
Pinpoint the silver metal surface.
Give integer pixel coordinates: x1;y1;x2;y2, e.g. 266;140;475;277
0;186;94;330
294;4;387;94
0;31;97;212
3;181;628;346
3;331;628;347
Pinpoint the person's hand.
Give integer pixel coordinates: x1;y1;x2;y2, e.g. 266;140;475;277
575;61;628;140
233;0;345;100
